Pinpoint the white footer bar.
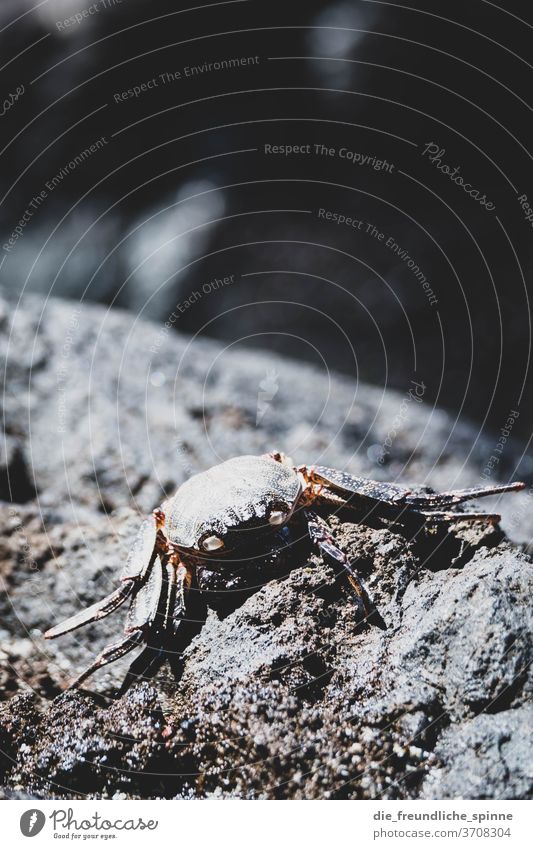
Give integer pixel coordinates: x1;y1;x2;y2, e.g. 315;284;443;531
3;798;530;848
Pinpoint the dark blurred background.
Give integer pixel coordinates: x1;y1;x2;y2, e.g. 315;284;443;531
0;0;531;452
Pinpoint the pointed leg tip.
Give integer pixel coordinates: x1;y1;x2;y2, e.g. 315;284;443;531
66;672;98;692
55;677;82;693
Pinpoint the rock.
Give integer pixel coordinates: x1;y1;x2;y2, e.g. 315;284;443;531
1;291;530;525
420;706;533;800
0;685;171;799
391;546;532;721
0;291;531;799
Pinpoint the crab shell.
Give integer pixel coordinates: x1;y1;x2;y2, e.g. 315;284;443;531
164;455;302;551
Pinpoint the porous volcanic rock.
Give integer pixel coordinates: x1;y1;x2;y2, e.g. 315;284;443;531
0;291;531;799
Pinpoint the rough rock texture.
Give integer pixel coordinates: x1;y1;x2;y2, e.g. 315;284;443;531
0;291;531;799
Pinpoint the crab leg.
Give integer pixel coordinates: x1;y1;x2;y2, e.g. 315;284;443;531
115;645;167;696
124;555;163;633
173;562;193;630
403;482;525;509
120;510;163;581
417;510;501;524
304;465;524;524
305;466;407;504
112;558;172;694
305;509;372;618
44;581;135;639
68;630;145;689
162;559;178;631
60;557;167;690
46;509;167;643
116;560;194;694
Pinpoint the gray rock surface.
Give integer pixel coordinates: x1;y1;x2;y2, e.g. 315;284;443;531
0;291;531;799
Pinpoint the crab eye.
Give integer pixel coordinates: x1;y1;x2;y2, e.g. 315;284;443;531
269;510;288;526
202;534;225;552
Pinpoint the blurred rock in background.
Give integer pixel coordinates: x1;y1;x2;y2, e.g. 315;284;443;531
0;0;532;447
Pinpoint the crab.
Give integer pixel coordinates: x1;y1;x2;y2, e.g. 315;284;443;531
45;452;524;690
